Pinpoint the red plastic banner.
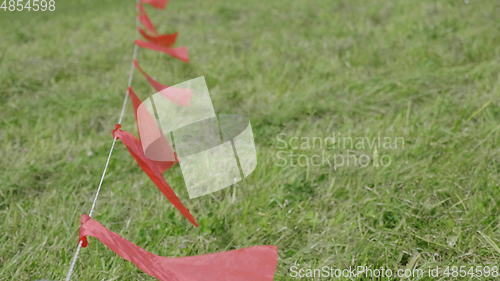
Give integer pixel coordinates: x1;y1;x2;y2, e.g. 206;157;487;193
135;40;189;62
137;3;158;35
113;125;197;226
133;61;192;105
141;0;169;10
128;87;178;170
139;29;178;48
80;214;278;281
133;60;168;91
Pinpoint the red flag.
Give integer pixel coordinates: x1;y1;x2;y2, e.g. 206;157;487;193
139;28;178;48
137;3;158;35
113;125;197;226
133;60;168;91
135;2;188;62
79;214;278;281
135;40;189;62
141;0;168;10
131;64;192;106
128;87;177;171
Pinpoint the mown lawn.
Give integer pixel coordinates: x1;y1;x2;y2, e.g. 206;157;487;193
0;0;498;280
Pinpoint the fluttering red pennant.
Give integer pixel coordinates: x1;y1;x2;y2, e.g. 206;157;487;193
132;60;192;106
128;87;178;171
134;60;168;91
138;28;178;48
137;3;158;35
79;214;278;281
113;124;197;226
141;0;168;10
135;1;189;62
135;40;189;62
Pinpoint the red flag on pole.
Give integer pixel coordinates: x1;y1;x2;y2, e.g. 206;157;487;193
137;3;158;35
128;87;178;171
79;214;279;281
135;40;189;62
133;60;168;91
135;2;188;62
132;61;192;106
138;28;178;48
113;124;197;226
141;0;169;10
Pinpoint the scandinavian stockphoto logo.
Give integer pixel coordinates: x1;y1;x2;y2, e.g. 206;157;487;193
274;133;405;169
136;76;257;198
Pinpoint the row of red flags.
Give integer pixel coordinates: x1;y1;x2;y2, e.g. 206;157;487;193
136;0;188;62
76;0;278;280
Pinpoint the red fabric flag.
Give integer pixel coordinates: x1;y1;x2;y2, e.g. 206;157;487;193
137;3;158;35
135;40;189;63
141;0;168;10
133;60;168;91
128;87;177;171
132;61;192;107
113;125;197;226
139;28;178;48
79;214;278;281
135;2;188;62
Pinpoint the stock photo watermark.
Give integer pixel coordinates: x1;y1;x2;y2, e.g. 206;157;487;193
288;264;499;279
274;132;405;169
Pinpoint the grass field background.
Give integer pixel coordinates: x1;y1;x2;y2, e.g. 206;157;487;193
0;0;499;280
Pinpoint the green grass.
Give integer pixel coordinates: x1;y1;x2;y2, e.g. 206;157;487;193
0;0;499;280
